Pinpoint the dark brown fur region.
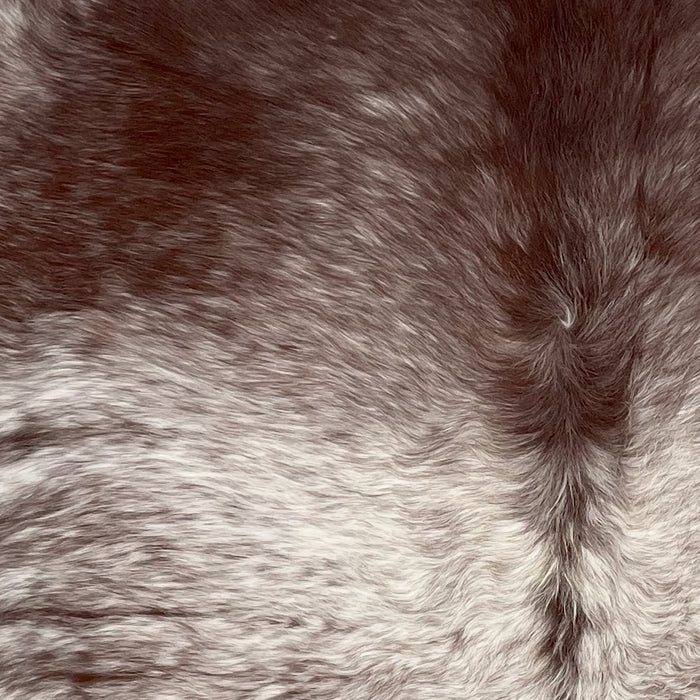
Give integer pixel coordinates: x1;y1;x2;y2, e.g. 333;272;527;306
2;1;700;699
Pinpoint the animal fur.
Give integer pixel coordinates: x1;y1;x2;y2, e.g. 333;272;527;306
2;1;700;698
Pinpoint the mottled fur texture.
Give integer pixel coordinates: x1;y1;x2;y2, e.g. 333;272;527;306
2;1;700;698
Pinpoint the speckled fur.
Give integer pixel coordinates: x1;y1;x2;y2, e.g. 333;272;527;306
2;1;700;698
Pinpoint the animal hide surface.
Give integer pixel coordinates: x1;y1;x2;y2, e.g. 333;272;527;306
2;1;700;698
